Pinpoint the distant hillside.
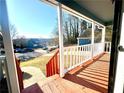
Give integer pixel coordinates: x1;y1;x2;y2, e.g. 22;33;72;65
13;38;52;48
26;38;51;43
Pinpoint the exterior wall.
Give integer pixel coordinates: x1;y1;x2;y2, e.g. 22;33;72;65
77;38;91;45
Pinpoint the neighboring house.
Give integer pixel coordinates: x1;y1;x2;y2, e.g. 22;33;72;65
13;38;51;49
77;37;91;45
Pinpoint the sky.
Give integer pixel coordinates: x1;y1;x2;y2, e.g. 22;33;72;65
6;0;57;38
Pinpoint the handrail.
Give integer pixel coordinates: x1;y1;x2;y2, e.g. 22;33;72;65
46;49;59;77
15;57;24;92
0;56;23;92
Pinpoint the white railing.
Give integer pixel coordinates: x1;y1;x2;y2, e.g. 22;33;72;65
93;42;104;56
64;44;92;72
63;42;111;73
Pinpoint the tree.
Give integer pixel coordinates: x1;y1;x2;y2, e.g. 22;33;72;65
53;13;89;45
80;28;91;37
62;13;80;45
52;12;112;45
105;26;112;42
9;24;18;39
51;22;59;46
13;36;27;48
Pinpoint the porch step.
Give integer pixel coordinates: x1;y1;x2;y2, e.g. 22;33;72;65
37;74;59;86
22;74;86;93
21;74;60;93
21;74;89;93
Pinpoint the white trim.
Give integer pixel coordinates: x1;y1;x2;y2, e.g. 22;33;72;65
101;26;106;43
61;4;105;27
58;2;64;77
42;0;105;27
77;37;91;39
0;0;20;93
91;22;95;44
91;21;95;57
40;0;57;8
101;26;106;52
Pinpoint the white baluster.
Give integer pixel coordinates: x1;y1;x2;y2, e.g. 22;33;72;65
78;46;80;63
85;46;86;60
66;48;68;69
74;47;75;66
110;42;111;53
107;42;109;52
81;46;83;63
76;46;78;65
72;47;74;66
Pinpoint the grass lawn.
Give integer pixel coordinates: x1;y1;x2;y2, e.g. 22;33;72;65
20;49;58;76
20;55;52;75
20;48;86;76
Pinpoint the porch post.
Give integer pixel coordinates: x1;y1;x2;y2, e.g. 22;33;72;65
101;26;106;52
0;0;20;93
91;21;95;57
101;26;105;42
57;3;64;77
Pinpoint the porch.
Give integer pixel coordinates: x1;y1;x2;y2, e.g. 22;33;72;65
22;53;110;93
0;0;114;93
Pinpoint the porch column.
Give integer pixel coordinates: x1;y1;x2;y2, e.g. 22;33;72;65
91;21;95;57
58;3;64;77
101;26;106;52
101;26;105;42
0;0;20;93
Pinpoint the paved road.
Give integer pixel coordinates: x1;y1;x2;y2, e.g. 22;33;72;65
15;49;47;61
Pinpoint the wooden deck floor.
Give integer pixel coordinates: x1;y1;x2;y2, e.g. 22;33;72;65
22;53;110;93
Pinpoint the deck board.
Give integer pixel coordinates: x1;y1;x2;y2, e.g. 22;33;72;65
22;53;110;93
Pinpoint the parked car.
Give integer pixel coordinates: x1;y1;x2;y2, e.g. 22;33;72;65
42;46;48;50
14;48;34;53
14;48;22;53
48;47;54;51
23;48;34;52
48;45;58;51
18;56;30;61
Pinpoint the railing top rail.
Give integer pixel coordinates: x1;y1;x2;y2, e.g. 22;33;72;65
64;42;111;49
80;44;92;47
64;44;92;49
46;49;59;65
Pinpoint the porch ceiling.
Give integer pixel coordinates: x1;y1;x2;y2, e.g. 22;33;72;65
56;0;114;26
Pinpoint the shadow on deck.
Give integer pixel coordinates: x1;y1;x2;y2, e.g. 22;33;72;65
22;53;110;93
